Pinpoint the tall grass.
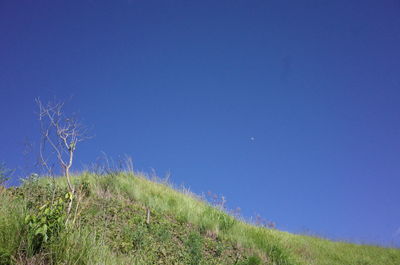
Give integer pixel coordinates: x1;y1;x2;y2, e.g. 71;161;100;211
79;173;301;264
3;172;400;265
0;190;26;264
82;172;400;265
47;228;121;265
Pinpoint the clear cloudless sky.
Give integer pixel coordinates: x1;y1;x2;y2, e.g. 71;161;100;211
1;0;400;246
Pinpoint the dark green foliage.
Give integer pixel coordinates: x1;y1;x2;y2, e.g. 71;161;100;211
131;223;148;250
25;196;67;254
0;248;11;265
186;232;204;265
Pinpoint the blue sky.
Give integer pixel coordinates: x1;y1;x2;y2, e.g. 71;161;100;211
1;0;400;246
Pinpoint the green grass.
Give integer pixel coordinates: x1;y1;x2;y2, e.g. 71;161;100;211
0;172;399;265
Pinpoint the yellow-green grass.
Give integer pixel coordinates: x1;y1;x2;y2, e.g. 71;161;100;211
2;172;399;265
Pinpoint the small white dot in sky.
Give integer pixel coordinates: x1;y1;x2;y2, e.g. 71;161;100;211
250;137;255;141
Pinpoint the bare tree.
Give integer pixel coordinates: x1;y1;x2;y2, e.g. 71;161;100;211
36;98;88;214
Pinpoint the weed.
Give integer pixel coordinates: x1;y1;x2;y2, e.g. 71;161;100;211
132;224;148;250
25;194;67;255
186;232;204;265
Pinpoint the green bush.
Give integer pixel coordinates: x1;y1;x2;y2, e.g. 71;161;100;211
25;194;67;255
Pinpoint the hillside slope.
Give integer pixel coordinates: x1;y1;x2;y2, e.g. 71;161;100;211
1;172;399;265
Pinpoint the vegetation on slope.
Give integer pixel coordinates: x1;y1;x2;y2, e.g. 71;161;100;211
1;172;399;265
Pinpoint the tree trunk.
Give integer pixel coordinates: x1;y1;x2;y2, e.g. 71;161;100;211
65;166;74;215
65;166;74;193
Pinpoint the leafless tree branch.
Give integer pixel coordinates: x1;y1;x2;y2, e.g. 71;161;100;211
35;98;89;215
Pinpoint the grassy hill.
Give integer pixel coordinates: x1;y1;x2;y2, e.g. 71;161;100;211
1;172;399;265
